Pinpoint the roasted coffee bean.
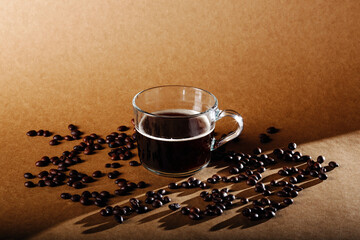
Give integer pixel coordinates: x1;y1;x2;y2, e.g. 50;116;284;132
111;163;121;168
64;135;74;141
249;212;260;221
81;191;91;198
267;126;279;134
114;214;124;223
289;176;298;184
168;182;179;189
105;163;111;168
100;209;109;216
52;135;63;141
318;173;328;180
277;180;288;186
145;197;155;204
181;181;190;188
316;155;325;164
43;130;51;137
108;172;117;179
169;203;181;211
92;170;102;178
189;213;201;220
114;189;127;196
127;182;137;190
37;180;45;187
68;124;77;130
60;193;71;199
146;191;155;197
242;208;252;217
265;210;276;219
229;167;239;174
24;181;35;188
137;181;147;188
37;129;45;136
135;206;148;214
118;126;129;131
288;142;297;150
246;178;257;186
283;198;293;205
71;194;81;202
230;176;239;183
200;182;207;189
35;161;47;167
82;176;93;183
214;207;223;216
72;181;84;189
129;161;140;166
181;207;190;215
263;190;272;196
289;190;298;198
26;130;37;136
240;197;249;204
329;161;339;168
310;170;319;177
253;147;262;155
24;173;34;179
83;147;93;155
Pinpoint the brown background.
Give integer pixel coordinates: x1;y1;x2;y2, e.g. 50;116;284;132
1;0;359;239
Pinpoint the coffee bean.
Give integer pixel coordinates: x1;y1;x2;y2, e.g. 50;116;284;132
316;155;325;164
267;126;279;134
318;173;328;180
60;193;71;199
114;214;124;223
240;197;249;204
189;213;201;220
288;142;297;150
246;178;257;186
289;190;298;198
72;181;84;189
118;126;129;131
249;212;260;221
181;207;190;215
310;170;319;177
26;130;37;136
265;210;276;219
24;181;35;188
137;181;147;188
168;183;179;189
83;147;93;155
229;167;239;174
24;173;34;179
68;194;80;202
43;130;51;137
253;147;262;155
111;163;121;168
283;198;293;205
68;124;77;130
35;161;47;167
52;135;62;141
37;180;45;187
289;176;298;184
92;170;102;178
169;203;181;211
329;161;339;168
81;176;93;183
36;130;44;136
135;206;148;214
129;161;140;166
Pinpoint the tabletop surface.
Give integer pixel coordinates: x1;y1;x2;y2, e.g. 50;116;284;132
1;1;359;240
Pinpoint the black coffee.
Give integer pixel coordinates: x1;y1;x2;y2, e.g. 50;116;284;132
137;109;214;175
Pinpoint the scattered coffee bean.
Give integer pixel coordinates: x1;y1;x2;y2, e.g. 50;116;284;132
111;163;121;168
129;161;140;166
169;203;181;211
137;181;147;188
26;130;37;136
114;214;124;223
92;170;102;178
329;161;339;168
71;194;81;202
288;142;297;150
283;198;293;205
318;173;328;180
24;173;34;179
60;193;71;199
24;181;35;188
43;130;51;137
253;147;262;155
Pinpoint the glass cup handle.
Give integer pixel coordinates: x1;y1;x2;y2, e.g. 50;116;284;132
211;109;244;151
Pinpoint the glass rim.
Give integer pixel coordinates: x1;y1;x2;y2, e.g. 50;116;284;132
132;85;218;118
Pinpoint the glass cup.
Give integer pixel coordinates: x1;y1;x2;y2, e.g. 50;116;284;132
132;85;243;177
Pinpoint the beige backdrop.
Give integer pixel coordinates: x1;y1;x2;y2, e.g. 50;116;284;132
0;0;359;239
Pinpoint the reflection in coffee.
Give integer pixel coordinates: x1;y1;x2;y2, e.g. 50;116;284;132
136;109;214;175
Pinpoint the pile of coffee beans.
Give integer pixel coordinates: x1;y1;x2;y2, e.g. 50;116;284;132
25;122;339;225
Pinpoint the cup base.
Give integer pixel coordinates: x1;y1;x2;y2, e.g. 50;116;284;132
141;161;210;178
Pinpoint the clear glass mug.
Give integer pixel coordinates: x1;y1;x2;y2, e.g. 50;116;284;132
132;85;243;177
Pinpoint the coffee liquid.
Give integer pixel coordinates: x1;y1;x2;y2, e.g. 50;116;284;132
137;109;214;175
